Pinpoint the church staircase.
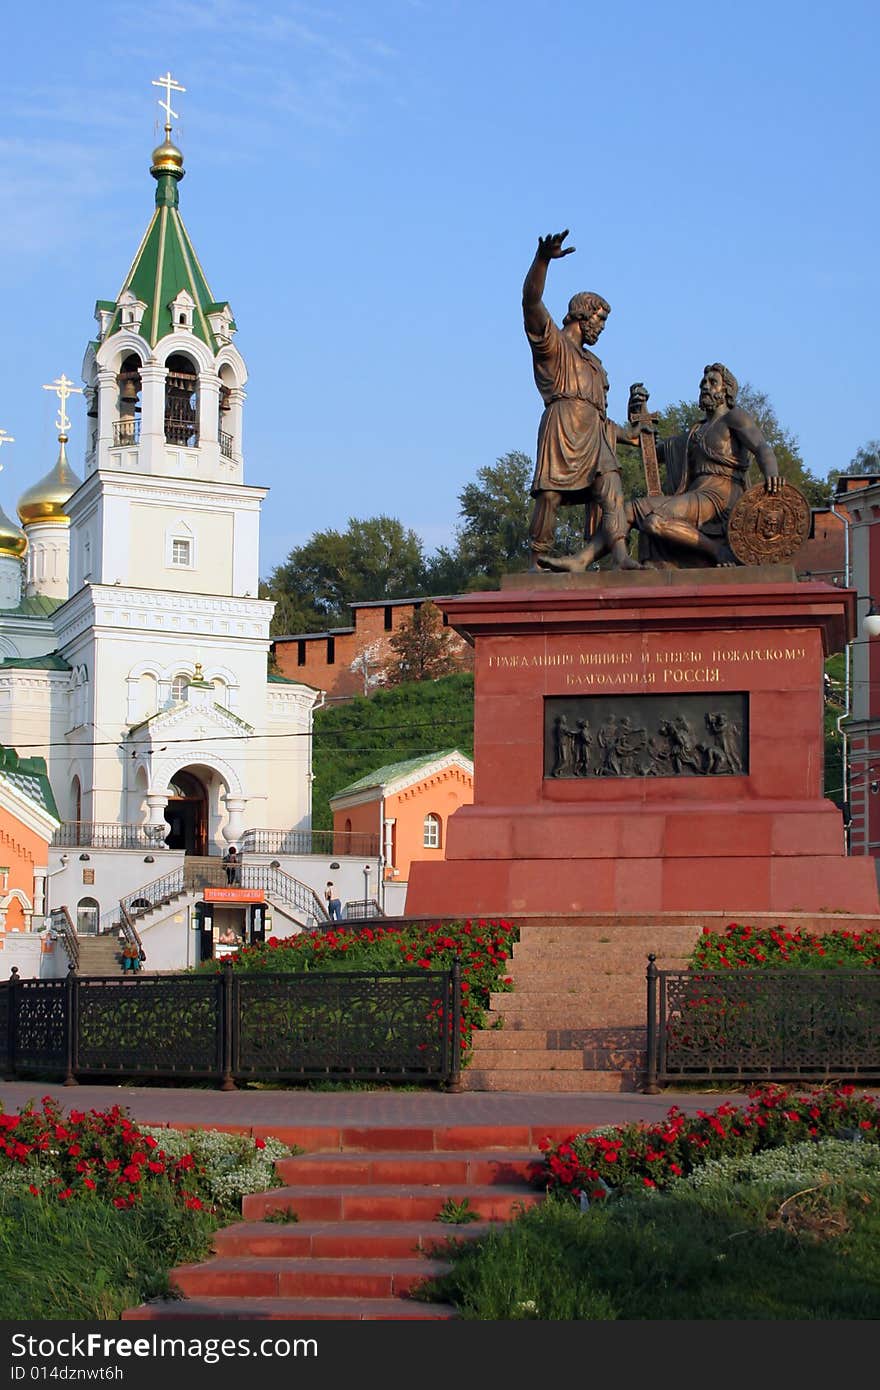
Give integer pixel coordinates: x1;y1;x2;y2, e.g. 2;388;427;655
75;933;123;976
121;1120;560;1321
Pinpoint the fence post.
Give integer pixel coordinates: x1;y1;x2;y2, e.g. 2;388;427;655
4;967;18;1080
219;957;237;1091
644;954;660;1094
63;965;78;1087
446;959;462;1092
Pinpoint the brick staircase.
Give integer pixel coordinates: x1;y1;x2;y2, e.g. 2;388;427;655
462;917;701;1093
121;1121;565;1321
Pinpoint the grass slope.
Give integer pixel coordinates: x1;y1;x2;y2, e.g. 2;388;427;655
312;673;474;830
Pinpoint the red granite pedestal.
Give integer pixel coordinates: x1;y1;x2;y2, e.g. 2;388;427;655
405;567;880;919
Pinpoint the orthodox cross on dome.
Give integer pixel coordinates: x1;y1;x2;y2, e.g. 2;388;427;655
152;71;186;134
0;429;13;471
42;374;83;436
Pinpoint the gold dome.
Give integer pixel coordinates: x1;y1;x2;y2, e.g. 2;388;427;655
0;504;26;557
150;136;184;176
17;436;82;527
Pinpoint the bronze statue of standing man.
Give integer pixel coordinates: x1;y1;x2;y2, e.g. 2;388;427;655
523;230;641;570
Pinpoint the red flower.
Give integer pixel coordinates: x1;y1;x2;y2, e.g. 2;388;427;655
185;1197;204;1210
254;1138;266;1149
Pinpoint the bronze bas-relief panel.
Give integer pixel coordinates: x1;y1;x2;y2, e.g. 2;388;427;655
544;693;749;779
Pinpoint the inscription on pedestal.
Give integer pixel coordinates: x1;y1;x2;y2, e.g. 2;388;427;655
544;693;749;779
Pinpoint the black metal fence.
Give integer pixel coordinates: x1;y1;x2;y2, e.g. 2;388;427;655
645;956;880;1090
0;962;462;1090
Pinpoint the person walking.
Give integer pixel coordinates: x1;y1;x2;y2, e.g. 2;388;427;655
325;881;342;921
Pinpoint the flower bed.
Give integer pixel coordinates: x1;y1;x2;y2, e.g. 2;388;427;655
535;1084;880;1201
0;1096;289;1214
197;918;517;1058
689;922;880;970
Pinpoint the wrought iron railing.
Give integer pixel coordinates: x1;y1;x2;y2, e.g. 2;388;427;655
645;958;880;1090
343;899;385;921
121;868;186;921
117;862;328;927
239;828;380;858
48;907;79;971
164;417;198;447
53;822;168;850
0;961;463;1089
117;903;144;960
219;430;234;459
112;417;141;446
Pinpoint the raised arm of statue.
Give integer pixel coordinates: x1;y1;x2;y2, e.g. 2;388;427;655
522;230;575;337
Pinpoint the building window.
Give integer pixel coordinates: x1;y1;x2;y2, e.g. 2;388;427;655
327;636;335;665
297;640;306;667
423;813;441;849
165;519;196;569
170;675;189;703
384;606;393;631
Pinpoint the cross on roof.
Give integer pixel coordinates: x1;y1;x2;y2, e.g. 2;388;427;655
42;374;83;435
152;71;186;132
0;429;13;472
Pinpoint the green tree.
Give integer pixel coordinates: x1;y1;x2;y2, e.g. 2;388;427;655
264;516;428;636
436;450;587;589
382;601;469;687
826;439;880;494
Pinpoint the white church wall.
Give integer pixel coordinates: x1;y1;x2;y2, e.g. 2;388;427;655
127;503;234;593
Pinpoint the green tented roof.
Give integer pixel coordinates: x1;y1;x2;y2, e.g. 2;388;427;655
0;744;59;820
102;172;221;352
331;750;466;800
0;595;64;619
0;652;71;671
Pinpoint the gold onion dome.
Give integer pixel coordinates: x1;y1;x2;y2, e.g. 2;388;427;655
17;437;82;526
0;504;26;557
151;135;184;177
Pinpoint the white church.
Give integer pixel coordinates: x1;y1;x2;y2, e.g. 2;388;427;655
0;80;391;970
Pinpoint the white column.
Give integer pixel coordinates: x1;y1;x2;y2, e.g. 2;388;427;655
138;363;167;474
95;368;118;472
33;869;46;917
223;797;246;844
199;373;220;446
146;793;169;830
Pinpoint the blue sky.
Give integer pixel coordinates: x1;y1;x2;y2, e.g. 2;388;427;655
2;0;878;577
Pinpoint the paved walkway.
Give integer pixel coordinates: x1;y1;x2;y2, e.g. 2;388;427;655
0;1081;751;1131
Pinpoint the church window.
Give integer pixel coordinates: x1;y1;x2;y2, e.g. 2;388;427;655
71;776;82;824
423;813;442;849
165;520;196;570
165;354;199;447
170;675;190;703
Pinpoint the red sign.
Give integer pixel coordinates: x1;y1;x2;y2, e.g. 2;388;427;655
203;888;265;904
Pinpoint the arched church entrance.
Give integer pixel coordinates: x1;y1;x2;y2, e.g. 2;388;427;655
164;769;208;855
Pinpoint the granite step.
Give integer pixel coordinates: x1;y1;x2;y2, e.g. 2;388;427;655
170;1255;450;1299
242;1183;543;1223
461;1069;634;1093
122;1295;458;1321
273;1151;537;1186
211;1219;499;1260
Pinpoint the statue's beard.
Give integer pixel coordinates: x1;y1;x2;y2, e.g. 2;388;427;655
700;390;725;411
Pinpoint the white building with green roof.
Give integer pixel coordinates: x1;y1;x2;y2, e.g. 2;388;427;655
0;87;334;959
